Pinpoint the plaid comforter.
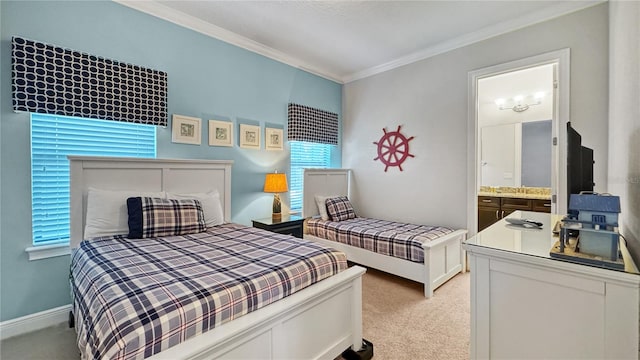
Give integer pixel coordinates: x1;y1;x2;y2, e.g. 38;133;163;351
306;217;454;263
70;223;347;360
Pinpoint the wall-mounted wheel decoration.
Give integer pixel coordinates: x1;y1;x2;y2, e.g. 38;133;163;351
373;125;415;172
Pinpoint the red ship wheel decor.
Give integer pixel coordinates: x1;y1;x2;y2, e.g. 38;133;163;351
373;125;415;172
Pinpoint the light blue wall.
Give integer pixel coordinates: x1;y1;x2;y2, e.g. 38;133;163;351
0;1;342;321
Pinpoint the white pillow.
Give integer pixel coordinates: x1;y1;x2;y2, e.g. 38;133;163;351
166;190;225;228
314;195;337;221
84;188;166;239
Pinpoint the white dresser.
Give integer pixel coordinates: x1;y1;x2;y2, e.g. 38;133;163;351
464;211;640;359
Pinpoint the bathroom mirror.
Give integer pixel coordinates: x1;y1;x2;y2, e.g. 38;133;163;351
480;120;552;187
477;64;554;189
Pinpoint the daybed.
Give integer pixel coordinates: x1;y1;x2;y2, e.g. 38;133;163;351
302;168;467;298
68;156;365;360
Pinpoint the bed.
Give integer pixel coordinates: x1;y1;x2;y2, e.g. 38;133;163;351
68;156;366;360
302;168;467;298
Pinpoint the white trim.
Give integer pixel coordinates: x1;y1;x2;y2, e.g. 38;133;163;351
344;1;599;83
25;243;71;261
466;49;570;236
114;0;602;84
113;0;342;84
0;305;71;340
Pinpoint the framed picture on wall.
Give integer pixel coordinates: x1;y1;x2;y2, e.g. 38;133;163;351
239;124;261;149
172;114;201;145
265;127;284;151
209;120;233;147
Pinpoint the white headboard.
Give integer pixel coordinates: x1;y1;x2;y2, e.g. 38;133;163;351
302;168;351;218
69;156;233;249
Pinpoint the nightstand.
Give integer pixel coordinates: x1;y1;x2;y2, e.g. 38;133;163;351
252;215;304;238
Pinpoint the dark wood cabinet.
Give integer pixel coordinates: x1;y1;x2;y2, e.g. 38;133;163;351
478;196;499;232
501;197;531;212
252;215;304;238
478;196;500;208
478;207;500;232
478;196;551;232
532;199;553;212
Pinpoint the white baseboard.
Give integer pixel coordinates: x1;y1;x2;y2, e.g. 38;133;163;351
0;304;71;340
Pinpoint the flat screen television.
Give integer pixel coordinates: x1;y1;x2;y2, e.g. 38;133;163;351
566;122;595;212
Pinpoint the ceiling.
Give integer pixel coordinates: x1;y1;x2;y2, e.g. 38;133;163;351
116;0;602;84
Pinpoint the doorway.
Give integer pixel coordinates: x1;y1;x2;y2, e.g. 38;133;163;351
466;49;570;235
479;65;554;189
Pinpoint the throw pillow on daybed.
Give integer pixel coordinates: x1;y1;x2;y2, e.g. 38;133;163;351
127;197;206;238
325;196;357;222
314;195;336;221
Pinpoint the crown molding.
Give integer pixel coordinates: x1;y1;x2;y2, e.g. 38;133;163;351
342;0;605;83
113;0;343;84
115;0;604;85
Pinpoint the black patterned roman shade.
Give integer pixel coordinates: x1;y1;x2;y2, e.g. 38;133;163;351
11;37;167;126
287;103;338;145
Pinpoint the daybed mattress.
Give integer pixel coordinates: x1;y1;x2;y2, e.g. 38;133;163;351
70;223;347;360
307;217;454;263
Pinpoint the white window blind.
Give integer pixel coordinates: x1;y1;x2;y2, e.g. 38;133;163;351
289;141;332;211
30;114;156;245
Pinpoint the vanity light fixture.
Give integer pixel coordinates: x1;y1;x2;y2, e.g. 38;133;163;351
495;91;545;113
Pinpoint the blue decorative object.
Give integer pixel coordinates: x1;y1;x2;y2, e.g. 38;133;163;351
568;193;621;261
569;193;621;215
569;193;620;230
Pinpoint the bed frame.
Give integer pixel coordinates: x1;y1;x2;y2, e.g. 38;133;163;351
68;156;366;360
302;168;467;298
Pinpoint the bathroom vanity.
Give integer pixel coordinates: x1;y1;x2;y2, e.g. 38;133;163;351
477;187;551;231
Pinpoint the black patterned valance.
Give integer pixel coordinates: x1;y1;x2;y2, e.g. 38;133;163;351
11;37;167;126
287;103;338;145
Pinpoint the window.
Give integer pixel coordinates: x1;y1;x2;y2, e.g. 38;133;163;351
289;141;332;211
30;114;156;245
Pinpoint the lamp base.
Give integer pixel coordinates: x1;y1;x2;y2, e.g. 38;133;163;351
272;193;282;221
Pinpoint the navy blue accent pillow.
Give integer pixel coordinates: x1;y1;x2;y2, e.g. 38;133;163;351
126;197;144;239
126;197;206;239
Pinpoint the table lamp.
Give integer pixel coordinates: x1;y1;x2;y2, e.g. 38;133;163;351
263;172;288;220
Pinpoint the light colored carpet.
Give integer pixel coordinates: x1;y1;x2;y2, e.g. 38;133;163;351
0;321;79;360
0;268;470;359
360;268;470;360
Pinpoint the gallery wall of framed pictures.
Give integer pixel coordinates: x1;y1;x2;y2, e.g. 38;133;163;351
171;114;284;152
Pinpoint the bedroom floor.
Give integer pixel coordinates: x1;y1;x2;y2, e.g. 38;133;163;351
0;321;78;359
0;268;470;360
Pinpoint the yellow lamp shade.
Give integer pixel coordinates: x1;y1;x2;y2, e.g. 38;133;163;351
263;173;288;193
